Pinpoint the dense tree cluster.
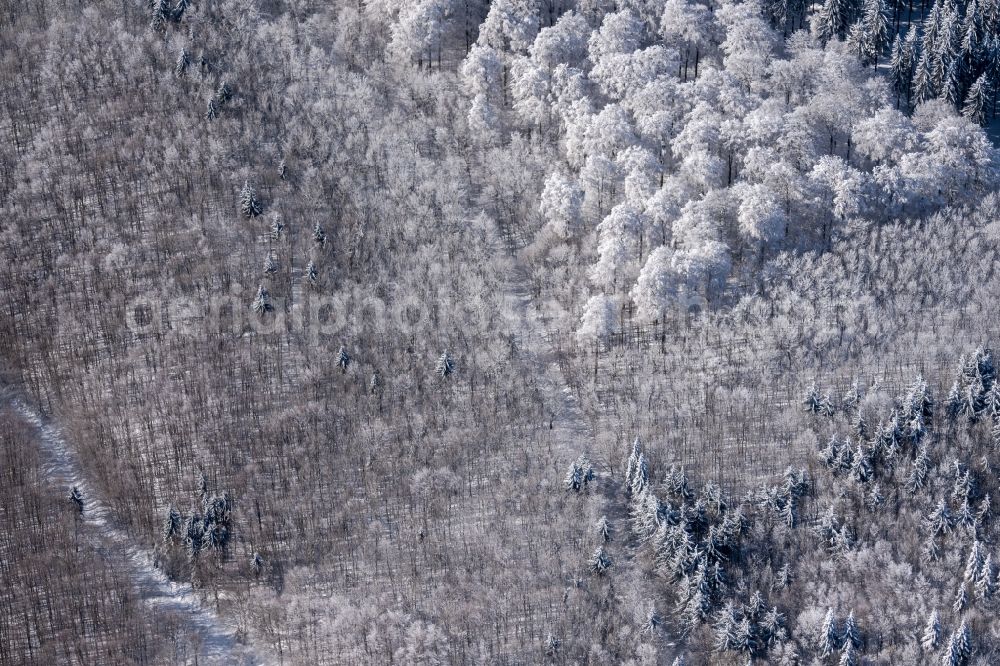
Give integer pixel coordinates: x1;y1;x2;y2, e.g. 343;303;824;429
456;0;1000;344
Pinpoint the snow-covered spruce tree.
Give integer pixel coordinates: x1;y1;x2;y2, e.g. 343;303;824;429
262;254;277;275
588;545;612;575
761;606;785;647
565;455;595;492
962;383;984;421
889;36;908;104
926;498;953;535
240;180;262;218
250;284;271;314
305;260;317;286
250;551;264;577
746;590;766;621
630;489;663;540
843;381;863;413
596;515;612;542
953;465;974;503
205;98;217;120
369;369;382;395
947;380;964;422
563;460;584;492
779;492;796;527
908;445;931;493
184;511;203;560
173;0;190;20
624;437;642;496
642;605;661;634
732;616;758;658
820;435;840;467
436;350;454;378
69;486;83;514
175;48;189;77
630;452;649;497
842;610;861;650
924;537;942;563
836;441;854;472
216;81;232;105
976;554;994;601
312;222;326;246
819;608;840;657
206;492;231;525
921;609;941;651
196;470;208;501
956;496;975;529
912;50;936;103
858;0;890;67
162;504;181;542
850;442;873;483
905;375;935;424
665;465;693;503
543;633;560;657
834;524;854;556
964;540;984;582
942;629;964;666
838;642;858;666
900;25;920;102
803;383;833;416
813;0;851;44
150;0;171;30
953;582;968;613
773;563;790;591
977;494;991;526
269;216;284;240
865;482;884;512
987;381;1000;420
714;601;740;653
204;522;227;552
962;73;991;125
956;618;972;662
337;345;350;372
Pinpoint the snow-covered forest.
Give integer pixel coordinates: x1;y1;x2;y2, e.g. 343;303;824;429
2;0;1000;663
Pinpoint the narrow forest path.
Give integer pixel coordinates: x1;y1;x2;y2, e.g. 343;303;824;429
497;234;683;662
9;397;265;666
502;260;593;470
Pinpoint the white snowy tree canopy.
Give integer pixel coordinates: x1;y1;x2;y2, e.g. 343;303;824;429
851;107;917;166
529;11;590;68
736;183;786;244
390;0;449;64
478;0;539;53
461;44;503;97
659;0;712;53
539;171;585;240
577;293;619;343
588;9;645;63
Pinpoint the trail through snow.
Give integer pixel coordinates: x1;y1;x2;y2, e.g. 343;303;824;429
503;261;593;461
498;234;683;661
10;397;265;666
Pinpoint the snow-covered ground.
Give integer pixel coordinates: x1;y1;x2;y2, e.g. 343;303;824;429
11;398;267;666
